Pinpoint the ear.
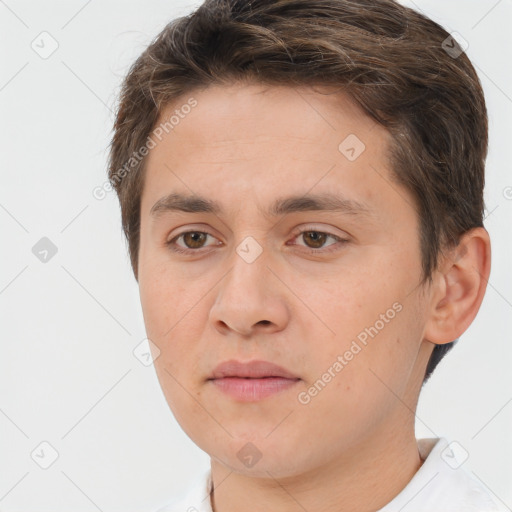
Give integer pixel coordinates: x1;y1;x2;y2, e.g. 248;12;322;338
424;227;491;344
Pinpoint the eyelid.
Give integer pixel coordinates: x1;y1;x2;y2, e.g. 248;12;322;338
166;224;350;255
289;223;350;240
166;223;222;242
167;230;222;251
286;225;350;254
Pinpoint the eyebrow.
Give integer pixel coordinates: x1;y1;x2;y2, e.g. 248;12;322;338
149;192;373;219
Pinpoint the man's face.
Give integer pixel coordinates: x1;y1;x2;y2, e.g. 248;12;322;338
138;84;434;477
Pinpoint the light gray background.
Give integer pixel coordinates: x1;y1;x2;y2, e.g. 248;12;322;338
1;0;511;510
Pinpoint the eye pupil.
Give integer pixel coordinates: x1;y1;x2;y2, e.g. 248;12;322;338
184;232;207;248
303;231;326;248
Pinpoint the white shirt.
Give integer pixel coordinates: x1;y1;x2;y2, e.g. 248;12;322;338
156;438;507;512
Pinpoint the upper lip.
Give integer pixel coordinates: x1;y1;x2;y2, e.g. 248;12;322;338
209;359;299;380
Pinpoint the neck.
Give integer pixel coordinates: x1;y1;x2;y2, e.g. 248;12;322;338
209;423;423;512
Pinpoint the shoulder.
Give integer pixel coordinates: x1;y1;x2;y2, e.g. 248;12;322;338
378;437;507;512
154;468;213;512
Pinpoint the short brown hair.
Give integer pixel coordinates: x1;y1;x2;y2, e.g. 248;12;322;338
108;0;488;382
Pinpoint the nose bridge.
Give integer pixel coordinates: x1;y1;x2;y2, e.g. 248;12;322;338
209;237;289;334
222;237;270;303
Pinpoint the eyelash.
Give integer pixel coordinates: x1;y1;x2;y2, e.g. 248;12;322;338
165;227;349;255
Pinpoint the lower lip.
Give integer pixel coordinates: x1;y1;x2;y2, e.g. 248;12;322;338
210;377;299;401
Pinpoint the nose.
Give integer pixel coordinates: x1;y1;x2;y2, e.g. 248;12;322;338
208;249;290;337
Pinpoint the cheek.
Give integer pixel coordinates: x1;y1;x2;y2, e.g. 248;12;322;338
139;273;209;421
296;308;422;445
139;279;170;338
139;261;195;334
139;276;187;375
306;266;422;389
306;272;397;345
139;269;215;373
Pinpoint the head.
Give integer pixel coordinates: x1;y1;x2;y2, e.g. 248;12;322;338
108;0;490;477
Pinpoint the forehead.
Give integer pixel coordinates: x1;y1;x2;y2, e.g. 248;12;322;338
152;83;381;149
140;83;410;222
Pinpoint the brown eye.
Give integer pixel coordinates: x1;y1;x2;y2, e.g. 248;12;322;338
302;231;328;249
166;231;221;254
182;232;208;248
288;227;349;254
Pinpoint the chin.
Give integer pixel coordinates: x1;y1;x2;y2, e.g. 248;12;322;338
208;435;312;478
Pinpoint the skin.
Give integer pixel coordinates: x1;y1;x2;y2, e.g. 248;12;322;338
137;83;491;512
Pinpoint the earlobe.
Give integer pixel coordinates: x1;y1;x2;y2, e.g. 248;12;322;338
424;227;491;345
